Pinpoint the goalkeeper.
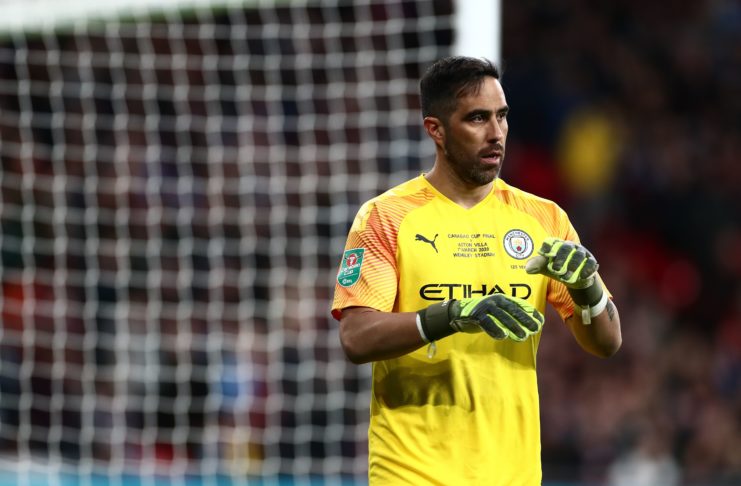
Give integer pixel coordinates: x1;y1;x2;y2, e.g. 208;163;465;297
332;56;621;485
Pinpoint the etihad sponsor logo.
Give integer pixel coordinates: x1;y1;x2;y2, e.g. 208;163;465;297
419;282;532;301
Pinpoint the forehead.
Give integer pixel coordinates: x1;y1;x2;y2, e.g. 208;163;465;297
453;77;507;114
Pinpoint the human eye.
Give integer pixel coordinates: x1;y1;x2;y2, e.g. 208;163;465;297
468;111;488;123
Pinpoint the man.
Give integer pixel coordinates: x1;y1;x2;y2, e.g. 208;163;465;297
331;56;621;485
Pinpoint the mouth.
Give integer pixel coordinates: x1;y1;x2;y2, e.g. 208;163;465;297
479;150;502;166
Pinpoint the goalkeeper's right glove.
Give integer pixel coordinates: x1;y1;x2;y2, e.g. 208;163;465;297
416;294;544;344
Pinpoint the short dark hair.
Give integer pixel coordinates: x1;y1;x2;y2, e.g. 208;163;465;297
419;56;501;120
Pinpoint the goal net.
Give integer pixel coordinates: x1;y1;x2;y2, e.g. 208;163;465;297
0;0;498;483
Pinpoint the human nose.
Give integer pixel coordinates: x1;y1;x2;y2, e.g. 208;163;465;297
487;119;504;142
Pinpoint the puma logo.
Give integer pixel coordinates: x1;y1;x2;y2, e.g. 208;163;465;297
415;233;439;253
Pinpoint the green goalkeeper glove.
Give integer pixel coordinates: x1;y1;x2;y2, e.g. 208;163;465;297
416;294;544;343
524;236;608;324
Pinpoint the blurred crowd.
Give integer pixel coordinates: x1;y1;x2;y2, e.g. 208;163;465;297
0;0;738;484
501;1;740;484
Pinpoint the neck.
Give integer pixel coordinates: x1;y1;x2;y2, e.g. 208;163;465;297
425;161;495;209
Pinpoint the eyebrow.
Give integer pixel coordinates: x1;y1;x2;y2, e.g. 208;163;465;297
464;109;492;119
464;106;509;119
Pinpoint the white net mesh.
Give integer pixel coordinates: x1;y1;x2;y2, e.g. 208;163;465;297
0;1;457;482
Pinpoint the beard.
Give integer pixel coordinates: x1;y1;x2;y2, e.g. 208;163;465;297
443;138;503;187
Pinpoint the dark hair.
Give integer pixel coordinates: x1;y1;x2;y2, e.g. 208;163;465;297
419;56;501;120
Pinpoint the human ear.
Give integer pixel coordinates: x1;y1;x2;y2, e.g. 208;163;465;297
423;116;445;145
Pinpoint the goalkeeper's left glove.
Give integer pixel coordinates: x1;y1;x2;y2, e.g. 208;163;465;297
525;237;608;324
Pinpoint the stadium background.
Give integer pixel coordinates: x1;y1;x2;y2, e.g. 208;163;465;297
0;0;738;485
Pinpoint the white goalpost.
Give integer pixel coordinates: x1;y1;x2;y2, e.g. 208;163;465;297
454;0;500;64
0;0;500;483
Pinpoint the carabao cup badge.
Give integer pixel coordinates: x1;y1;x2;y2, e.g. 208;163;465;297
338;248;365;287
503;230;534;260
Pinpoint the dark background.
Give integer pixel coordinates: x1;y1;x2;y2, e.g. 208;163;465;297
502;1;740;484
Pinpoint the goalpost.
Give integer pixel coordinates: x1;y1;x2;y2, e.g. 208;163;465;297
0;0;499;483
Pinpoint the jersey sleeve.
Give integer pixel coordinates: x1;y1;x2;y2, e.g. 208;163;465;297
331;201;399;320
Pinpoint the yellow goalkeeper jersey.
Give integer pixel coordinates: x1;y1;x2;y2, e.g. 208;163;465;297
332;175;585;485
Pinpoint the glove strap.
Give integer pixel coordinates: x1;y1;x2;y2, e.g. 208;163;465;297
581;291;609;324
415;313;430;343
569;284;608;325
416;300;457;342
568;281;604;307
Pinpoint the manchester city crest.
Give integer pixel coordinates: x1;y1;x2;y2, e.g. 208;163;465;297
503;230;534;260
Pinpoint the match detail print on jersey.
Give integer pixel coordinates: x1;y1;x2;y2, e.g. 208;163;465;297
448;232;497;258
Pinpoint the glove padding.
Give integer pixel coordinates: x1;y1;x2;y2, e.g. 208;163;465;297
418;294;544;343
525;237;598;289
455;294;545;341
